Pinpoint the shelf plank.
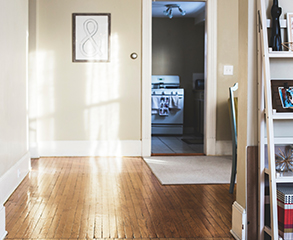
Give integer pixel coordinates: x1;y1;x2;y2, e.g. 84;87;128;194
268;52;293;58
264;137;293;144
274;138;293;144
276;174;293;183
263;109;293;119
265;168;293;183
272;112;293;120
276;176;293;183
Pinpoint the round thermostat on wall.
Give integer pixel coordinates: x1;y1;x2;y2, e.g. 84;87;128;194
130;53;138;59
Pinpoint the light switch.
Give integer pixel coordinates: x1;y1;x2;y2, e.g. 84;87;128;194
223;65;234;75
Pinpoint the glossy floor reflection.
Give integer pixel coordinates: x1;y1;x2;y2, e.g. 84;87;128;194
5;157;235;239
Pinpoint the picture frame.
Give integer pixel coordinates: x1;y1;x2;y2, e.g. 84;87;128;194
271;80;293;112
72;13;111;62
286;13;293;51
278;86;293;109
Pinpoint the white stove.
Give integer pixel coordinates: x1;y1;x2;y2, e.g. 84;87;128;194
151;75;184;135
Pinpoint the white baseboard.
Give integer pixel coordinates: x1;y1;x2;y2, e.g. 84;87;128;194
0;151;31;205
215;140;232;155
33;140;230;157
37;140;142;157
0;206;7;240
231;201;246;240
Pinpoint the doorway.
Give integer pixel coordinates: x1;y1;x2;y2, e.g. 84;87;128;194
151;1;206;155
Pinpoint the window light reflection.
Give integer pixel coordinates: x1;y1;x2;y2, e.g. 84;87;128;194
36;51;56;140
84;33;120;141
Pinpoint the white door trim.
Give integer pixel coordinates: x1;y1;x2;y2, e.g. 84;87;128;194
141;0;152;157
204;0;217;155
141;0;217;156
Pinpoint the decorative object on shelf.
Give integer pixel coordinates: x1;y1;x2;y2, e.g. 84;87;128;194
286;13;293;51
275;146;293;172
163;4;186;19
278;83;293;109
281;42;293;51
269;0;282;51
72;13;111;62
271;80;293;112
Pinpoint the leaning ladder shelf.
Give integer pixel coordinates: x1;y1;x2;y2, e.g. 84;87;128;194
258;0;293;239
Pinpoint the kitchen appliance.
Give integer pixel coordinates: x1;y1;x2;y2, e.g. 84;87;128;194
151;75;184;135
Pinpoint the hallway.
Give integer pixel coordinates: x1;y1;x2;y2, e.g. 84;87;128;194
4;157;235;239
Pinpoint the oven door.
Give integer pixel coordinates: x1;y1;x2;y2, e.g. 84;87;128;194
151;93;184;135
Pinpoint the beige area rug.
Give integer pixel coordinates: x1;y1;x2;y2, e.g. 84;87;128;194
143;156;232;185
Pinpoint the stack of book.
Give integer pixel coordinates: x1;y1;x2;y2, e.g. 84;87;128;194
277;186;293;240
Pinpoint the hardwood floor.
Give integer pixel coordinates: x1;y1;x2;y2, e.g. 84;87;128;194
4;157;236;240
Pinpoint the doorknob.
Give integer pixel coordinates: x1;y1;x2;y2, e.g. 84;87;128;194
130;52;138;59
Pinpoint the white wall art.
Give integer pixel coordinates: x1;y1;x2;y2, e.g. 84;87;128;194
72;13;111;62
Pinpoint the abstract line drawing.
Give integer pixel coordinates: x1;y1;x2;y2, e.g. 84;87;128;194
80;19;102;57
72;13;110;62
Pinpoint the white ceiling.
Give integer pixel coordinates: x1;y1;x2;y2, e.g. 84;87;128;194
152;1;206;18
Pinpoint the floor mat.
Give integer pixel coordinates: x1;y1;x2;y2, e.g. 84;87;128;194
144;156;232;185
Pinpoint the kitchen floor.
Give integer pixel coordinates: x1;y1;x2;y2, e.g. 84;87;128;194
151;135;204;154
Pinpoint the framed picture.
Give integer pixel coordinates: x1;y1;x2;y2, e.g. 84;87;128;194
72;13;111;62
271;80;293;112
278;86;293;108
287;13;293;51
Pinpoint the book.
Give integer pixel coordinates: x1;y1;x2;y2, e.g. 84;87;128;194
278;186;293;239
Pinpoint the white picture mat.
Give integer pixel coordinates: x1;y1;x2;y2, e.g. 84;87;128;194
74;14;109;61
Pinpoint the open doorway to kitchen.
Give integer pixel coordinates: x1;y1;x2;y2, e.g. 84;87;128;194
151;1;206;155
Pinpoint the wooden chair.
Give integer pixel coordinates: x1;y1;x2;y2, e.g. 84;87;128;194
229;83;238;194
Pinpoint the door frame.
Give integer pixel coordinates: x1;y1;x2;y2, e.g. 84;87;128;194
141;0;217;156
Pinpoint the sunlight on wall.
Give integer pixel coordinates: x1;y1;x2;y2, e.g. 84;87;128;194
28;50;37;144
36;51;56;140
29;49;39;154
84;33;120;141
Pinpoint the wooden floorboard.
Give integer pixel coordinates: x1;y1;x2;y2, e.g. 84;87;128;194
4;157;235;240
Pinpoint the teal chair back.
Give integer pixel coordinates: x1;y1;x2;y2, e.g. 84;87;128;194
229;83;238;194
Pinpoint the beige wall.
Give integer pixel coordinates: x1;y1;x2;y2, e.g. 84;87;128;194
237;0;258;209
28;0;239;154
216;0;239;141
152;18;205;132
29;0;142;143
0;0;28;177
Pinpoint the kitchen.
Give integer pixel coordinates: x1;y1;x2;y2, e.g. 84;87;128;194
151;1;206;155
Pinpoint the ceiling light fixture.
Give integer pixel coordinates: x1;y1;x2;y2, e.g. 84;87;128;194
163;4;186;19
